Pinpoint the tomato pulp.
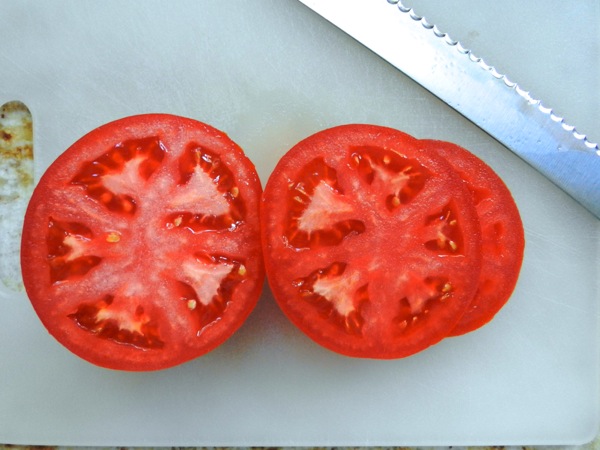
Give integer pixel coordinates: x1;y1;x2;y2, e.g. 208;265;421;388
261;124;483;359
423;140;525;336
21;114;264;371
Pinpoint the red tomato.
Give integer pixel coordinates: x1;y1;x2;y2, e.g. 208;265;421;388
261;124;483;359
423;140;525;336
21;114;264;371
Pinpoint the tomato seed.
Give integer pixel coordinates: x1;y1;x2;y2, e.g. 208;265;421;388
106;232;120;243
187;299;197;310
100;192;113;203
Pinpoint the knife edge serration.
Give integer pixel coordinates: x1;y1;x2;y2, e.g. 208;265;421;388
390;0;599;155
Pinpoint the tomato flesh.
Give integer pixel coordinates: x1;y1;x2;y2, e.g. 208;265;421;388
21;114;264;371
423;140;525;336
261;124;483;359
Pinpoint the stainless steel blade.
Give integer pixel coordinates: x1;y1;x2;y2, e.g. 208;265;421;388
298;0;600;219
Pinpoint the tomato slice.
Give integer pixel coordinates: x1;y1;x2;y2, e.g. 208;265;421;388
21;114;264;371
423;140;525;336
261;124;483;359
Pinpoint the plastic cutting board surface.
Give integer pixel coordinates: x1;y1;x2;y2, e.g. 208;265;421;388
0;0;598;446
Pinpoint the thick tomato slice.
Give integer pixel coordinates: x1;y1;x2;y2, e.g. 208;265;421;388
423;140;525;336
21;114;264;371
261;124;483;359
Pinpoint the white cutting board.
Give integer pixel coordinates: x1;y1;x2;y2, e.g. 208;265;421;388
1;0;598;446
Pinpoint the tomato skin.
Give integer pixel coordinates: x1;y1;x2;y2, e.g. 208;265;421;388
21;114;264;371
261;124;483;359
422;140;525;336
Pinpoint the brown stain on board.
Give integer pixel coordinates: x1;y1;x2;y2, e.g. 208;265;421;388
0;100;34;196
0;100;34;291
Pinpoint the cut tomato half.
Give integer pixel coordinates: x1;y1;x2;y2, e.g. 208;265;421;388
423;140;525;336
21;114;264;371
261;124;483;359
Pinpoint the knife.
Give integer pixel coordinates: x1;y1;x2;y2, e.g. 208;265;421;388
297;0;600;219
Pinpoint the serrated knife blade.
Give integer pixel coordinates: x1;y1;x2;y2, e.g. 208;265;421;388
298;0;600;219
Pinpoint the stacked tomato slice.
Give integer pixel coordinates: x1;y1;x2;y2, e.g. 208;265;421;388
22;118;524;369
261;125;524;359
423;139;525;337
